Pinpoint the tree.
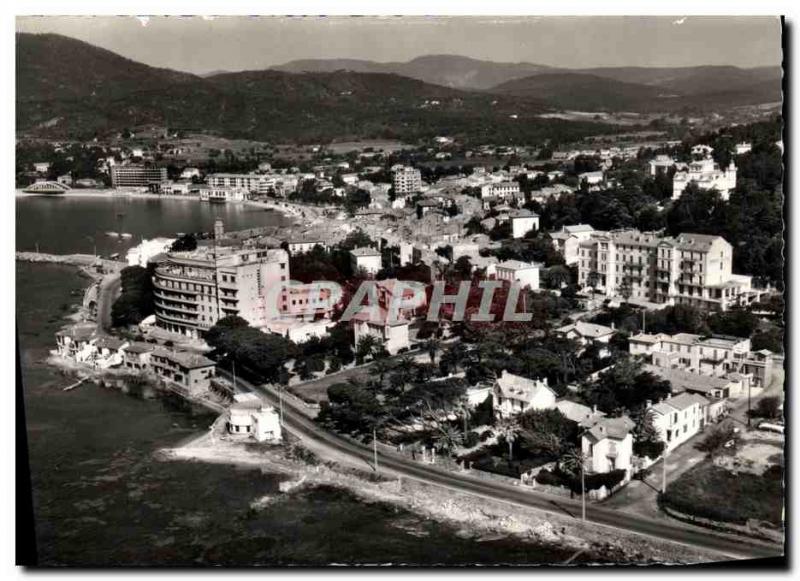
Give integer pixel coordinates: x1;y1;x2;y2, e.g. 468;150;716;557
355;335;379;364
517;408;579;460
433;424;464;455
632;410;666;459
206;316;297;383
424;337;442;365
170;234;197;252
111;265;155;327
495;417;519;461
695;424;738;459
753;396;781;420
560;446;589;519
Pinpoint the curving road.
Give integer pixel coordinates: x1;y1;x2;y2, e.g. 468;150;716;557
222;370;784;562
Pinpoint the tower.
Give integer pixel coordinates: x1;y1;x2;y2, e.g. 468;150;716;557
214;219;225;240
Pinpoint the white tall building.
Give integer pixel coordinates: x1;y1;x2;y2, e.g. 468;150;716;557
577;230;759;311
392;166;423;195
152;246;290;338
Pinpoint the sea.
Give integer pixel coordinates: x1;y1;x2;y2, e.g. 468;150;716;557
16;194;588;565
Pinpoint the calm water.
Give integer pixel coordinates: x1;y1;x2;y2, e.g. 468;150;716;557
16;198;590;566
16;194;291;257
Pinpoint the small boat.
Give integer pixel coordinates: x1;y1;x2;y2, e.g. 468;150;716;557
108;253;120;260
120;233;133;239
105;231;120;238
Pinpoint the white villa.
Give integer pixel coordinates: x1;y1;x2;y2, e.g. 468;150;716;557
672;155;737;200
492;370;556;418
494;260;541;290
350;247;383;275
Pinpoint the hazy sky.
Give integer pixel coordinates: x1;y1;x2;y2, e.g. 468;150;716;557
16;15;782;74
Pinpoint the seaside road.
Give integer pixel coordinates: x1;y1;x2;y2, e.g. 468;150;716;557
223;371;784;562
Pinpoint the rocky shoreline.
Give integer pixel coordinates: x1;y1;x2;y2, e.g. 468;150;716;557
158;431;724;565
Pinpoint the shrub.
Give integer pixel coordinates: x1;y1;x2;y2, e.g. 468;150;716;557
464;431;480;448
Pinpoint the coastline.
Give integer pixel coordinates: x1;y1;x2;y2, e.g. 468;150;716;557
157;429;722;565
15;189;311;224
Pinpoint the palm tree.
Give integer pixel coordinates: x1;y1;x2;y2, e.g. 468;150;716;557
496;417;519;462
455;396;473;437
356;335;378;363
560;445;590;521
424;337;442;365
433;424;464;456
372;358;392;385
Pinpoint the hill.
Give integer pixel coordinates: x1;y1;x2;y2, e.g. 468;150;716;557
488;72;669;112
489;67;782;112
16;32;197;102
273;54;555;91
17;33;619;145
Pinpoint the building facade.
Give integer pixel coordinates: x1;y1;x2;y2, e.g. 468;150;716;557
672;157;737;200
111;165;168;188
152;246;290;338
577;230;759;311
494;260;541;290
393;167;423;195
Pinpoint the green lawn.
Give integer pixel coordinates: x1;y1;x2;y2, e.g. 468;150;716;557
662;460;783;526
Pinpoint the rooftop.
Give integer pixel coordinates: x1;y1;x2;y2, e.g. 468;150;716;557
494;370;554;403
350;246;382;257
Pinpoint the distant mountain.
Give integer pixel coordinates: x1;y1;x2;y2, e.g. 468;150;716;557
572;65;782;96
489;66;782;112
20;33;619;145
273;55;782;105
273;54;555;91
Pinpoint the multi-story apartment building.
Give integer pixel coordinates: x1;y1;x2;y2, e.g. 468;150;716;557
150;349;216;395
206;173;265;192
206;172;300;196
577;230;758;311
111;165;167;188
152;246;290;338
629;331;774;388
392;166;422;195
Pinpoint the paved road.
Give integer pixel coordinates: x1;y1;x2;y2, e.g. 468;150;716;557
97;273;121;332
222;370;783;562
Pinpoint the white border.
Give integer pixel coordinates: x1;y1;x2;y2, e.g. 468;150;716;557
4;3;796;580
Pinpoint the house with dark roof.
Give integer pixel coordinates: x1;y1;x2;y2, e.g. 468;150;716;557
581;416;635;480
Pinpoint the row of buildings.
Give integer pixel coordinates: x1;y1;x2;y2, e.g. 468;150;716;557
54;324;216;396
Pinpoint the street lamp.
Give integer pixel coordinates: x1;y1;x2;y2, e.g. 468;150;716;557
373;426;379;473
747;381;752;428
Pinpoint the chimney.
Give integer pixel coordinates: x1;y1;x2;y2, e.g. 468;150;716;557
611;322;616;331
214;219;224;240
592;405;598;414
